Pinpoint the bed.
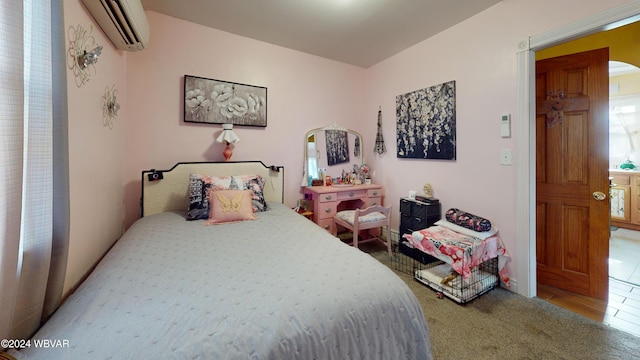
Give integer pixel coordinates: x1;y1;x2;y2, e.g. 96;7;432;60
9;161;433;360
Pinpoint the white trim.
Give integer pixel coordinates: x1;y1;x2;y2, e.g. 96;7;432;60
515;47;536;298
516;1;640;298
530;1;640;51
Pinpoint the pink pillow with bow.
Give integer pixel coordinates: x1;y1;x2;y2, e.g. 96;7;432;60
205;189;256;225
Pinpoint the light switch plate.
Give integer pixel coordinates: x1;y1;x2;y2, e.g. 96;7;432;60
500;148;512;165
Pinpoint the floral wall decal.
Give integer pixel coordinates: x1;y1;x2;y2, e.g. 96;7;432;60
102;85;120;129
67;24;103;87
184;75;267;127
396;80;456;160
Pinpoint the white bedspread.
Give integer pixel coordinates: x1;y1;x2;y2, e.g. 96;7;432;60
11;203;432;359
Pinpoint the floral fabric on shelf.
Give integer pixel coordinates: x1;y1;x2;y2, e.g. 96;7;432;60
404;225;510;287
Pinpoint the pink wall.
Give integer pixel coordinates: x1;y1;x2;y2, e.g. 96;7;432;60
62;0;631;296
123;12;367;228
364;0;629;294
63;0;128;294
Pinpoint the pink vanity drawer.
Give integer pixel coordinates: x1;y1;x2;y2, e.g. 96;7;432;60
336;189;366;201
319;193;338;202
366;197;382;207
317;218;335;233
367;189;382;198
317;202;337;219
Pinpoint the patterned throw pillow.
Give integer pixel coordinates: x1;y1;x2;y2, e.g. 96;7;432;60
444;208;492;232
187;174;268;220
205;189;256;225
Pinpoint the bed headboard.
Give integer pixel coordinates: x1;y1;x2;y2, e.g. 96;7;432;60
141;161;284;217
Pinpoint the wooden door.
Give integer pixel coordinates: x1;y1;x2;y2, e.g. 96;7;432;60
535;48;610;299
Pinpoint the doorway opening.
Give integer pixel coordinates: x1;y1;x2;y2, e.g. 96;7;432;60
609;60;640;287
520;3;640;337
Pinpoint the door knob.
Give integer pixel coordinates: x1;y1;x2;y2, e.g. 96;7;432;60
592;191;606;201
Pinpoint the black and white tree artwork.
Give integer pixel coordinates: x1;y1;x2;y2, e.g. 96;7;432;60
396;81;456;160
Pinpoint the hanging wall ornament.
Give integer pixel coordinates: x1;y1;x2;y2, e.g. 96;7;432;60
374;107;387;155
354;136;360;157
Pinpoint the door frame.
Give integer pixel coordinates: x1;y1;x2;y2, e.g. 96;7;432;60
516;2;640;298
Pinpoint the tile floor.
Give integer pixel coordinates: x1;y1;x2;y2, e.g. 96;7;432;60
609;227;640;286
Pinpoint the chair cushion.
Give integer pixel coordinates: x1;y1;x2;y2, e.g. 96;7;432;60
335;210;387;225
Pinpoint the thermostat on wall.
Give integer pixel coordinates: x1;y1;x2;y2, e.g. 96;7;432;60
501;114;511;138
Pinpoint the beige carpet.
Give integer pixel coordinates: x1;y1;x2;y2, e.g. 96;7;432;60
367;246;640;360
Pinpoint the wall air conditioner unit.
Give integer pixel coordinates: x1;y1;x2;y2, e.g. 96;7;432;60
81;0;150;51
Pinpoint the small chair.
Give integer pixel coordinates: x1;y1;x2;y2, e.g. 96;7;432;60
334;205;392;257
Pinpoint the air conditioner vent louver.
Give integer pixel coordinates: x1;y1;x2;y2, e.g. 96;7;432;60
103;0;137;45
81;0;149;52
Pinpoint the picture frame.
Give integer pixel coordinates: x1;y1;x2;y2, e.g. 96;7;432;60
396;80;456;160
184;75;267;127
325;129;350;166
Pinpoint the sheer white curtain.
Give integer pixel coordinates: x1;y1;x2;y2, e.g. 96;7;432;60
0;0;69;341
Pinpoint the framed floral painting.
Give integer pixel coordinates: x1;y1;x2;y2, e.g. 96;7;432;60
396;80;456;160
184;75;267;127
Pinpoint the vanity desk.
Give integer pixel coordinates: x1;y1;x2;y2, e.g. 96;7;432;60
303;184;383;234
302;123;380;234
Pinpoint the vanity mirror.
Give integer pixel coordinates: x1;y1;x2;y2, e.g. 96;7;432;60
302;124;364;186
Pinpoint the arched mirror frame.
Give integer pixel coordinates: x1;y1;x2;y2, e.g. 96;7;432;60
302;123;363;186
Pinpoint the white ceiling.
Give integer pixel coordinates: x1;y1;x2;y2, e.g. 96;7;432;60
140;0;502;68
610;61;640;77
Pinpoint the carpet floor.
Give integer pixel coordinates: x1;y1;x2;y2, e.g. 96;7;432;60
368;247;640;360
